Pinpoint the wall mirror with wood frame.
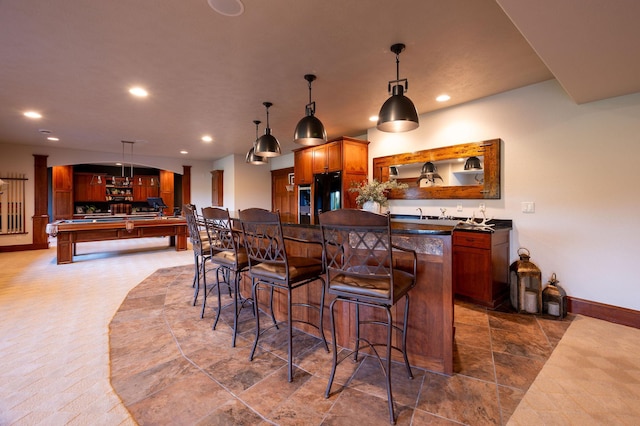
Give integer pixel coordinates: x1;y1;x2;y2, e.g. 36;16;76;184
372;138;501;200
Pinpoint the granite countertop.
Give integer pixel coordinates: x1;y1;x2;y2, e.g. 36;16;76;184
281;214;512;235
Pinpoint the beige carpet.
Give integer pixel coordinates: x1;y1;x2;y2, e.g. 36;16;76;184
0;238;193;425
508;315;640;425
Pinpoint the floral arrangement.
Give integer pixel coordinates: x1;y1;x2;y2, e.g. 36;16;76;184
349;179;408;207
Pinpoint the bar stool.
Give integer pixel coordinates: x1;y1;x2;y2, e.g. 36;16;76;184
239;208;328;382
319;209;417;424
183;204;211;306
200;207;251;347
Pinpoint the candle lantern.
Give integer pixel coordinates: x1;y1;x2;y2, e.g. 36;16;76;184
542;273;567;319
510;247;542;314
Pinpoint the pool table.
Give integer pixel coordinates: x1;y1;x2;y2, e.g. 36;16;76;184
46;215;188;264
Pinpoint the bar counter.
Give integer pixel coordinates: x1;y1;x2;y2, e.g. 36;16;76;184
240;219;455;375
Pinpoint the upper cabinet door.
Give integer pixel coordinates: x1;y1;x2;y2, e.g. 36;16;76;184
294;149;313;185
312;141;342;174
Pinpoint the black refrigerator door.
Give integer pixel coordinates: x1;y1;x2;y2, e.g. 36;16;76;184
314;172;341;219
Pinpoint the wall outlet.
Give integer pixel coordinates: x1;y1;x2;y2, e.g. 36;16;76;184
522;201;535;213
456;203;463;212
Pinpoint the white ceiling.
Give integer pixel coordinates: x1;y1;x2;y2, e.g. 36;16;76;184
1;0;638;162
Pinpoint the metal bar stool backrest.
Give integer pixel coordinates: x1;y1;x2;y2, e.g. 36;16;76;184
201;207;237;256
183;204;205;253
238;208;289;284
320;209;396;304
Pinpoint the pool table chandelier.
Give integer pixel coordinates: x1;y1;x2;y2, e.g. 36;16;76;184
90;141;158;187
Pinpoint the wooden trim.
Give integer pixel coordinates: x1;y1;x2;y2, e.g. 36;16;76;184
182;165;191;206
0;243;48;252
567;296;640;329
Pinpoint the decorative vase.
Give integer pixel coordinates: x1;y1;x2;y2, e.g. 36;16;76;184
362;200;381;213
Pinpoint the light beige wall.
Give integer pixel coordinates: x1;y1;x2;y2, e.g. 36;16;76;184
233;154;271;211
0;143;37;246
368;80;640;311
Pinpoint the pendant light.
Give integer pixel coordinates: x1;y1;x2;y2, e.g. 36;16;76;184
246;120;268;165
254;101;281;157
293;74;327;146
377;43;419;133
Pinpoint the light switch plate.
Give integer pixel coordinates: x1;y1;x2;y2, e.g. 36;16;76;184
522;201;535;213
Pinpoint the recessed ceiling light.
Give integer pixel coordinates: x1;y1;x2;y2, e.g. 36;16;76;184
436;94;451;102
47;136;59;141
180;150;188;155
201;135;213;142
207;0;244;16
129;87;148;97
24;111;42;119
369;115;379;122
115;162;122;166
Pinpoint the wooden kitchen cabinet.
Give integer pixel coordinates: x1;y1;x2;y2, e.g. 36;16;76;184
453;228;510;308
292;136;369;223
132;176;160;202
294;149;313;185
210;170;223;206
312;141;342;174
52;165;74;220
73;172;106;202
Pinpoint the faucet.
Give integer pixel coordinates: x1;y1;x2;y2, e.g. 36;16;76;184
439;208;447;220
416;208;423;220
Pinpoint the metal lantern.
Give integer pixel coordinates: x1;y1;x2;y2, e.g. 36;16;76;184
542;273;567;319
510;248;542;314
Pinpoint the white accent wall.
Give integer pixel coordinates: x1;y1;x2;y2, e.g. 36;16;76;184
368;80;640;311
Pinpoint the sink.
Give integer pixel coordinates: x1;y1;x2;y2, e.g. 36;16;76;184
392;218;461;227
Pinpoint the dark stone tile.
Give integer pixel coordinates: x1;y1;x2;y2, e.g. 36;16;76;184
490;328;551;361
110;266;547;425
454;321;492;350
110;355;199;405
536;314;574;347
497;385;526;425
268;376;337;425
493;351;544;390
454;342;496;381
417;372;501;425
347;356;423;408
412;408;465;425
488;310;540;334
454;301;489;328
195;399;267;426
202;346;287;395
237;365;312;418
127;373;235;424
323;386;413;425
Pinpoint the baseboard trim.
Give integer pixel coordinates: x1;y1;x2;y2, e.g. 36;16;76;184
0;243;48;252
567;296;640;329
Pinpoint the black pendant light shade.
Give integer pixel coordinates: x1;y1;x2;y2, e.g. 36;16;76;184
294;74;327;146
377;43;419;133
254;102;281;157
464;156;482;170
246;120;268;165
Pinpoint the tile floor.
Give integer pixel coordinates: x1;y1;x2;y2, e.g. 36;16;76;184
3;238;638;425
109;264;575;425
